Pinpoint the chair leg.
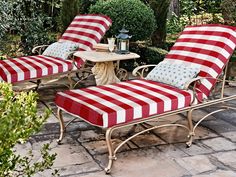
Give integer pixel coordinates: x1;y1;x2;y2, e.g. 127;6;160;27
56;108;65;144
105;128;117;174
186;109;195;147
67;72;73;89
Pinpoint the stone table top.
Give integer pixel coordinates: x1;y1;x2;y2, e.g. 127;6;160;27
74;51;140;63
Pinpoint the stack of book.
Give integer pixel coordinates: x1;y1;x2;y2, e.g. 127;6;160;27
93;43;109;52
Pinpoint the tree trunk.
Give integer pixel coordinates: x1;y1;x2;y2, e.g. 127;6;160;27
148;0;172;48
169;0;180;17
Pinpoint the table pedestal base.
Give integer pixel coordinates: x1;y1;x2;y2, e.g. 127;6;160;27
92;62;120;85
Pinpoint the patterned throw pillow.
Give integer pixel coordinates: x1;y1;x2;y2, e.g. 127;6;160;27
146;62;200;89
42;41;79;60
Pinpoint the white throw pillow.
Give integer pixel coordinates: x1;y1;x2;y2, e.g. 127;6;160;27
146;62;200;89
42;41;79;60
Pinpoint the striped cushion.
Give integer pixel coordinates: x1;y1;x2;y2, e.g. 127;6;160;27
164;24;236;97
59;14;112;51
0;55;73;83
55;79;204;128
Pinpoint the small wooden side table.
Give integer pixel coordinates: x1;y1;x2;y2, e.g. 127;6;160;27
74;51;140;85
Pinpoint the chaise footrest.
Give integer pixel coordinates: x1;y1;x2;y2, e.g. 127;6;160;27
55;79;203;128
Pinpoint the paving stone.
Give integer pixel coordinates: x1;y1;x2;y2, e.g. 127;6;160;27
158;144;188;158
152;125;189;143
131;133;166;147
95;148;189;177
55;162;101;176
201;137;236;151
212;151;236;169
176;142;214;156
191;109;216;122
112;124;145;138
82;139;130;155
192;169;236;177
152;121;216;144
201;119;236;133
77;130;105;143
69;171;111;177
221;131;236;142
175;155;216;175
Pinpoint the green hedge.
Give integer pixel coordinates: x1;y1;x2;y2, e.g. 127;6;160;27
89;0;156;41
120;43;168;71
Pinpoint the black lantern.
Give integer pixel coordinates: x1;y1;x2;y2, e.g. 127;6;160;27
116;27;132;54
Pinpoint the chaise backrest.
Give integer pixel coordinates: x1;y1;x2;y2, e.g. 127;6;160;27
164;24;236;98
59;14;112;51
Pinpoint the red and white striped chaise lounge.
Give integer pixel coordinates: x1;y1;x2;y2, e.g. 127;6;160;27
55;24;236;173
0;14;112;89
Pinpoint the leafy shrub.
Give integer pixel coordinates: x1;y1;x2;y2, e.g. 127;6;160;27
142;46;168;64
120;43;168;71
0;1;54;56
167;13;188;34
0;83;56;177
221;0;236;25
89;0;156;41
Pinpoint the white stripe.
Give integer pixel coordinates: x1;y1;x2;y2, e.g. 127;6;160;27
97;85;146;118
174;42;230;60
0;62;12;82
11;57;37;78
59;92;109;128
76;15;111;27
179;34;235;50
169;49;225;69
61;32;96;46
20;56;50;76
30;56;59;74
71;21;107;33
132;80;186;109
184;26;236;38
3;59;24;81
65;26;102;39
41;55;72;72
89;86;143;123
109;81;172;112
72;89;127;124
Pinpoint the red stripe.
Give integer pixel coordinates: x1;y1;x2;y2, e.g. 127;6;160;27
0;62;8;82
129;80;182;110
68;24;105;36
0;59;18;83
63;29;100;42
182;30;236;41
174;38;233;57
68;91;117;127
36;55;73;73
82;87;134;127
171;45;228;64
55;93;104;127
140;80;192;107
9;58;32;81
73;18;110;29
77;14;112;24
20;56;43;78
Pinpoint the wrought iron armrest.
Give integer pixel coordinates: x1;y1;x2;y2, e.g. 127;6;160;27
184;76;224;90
132;64;157;78
32;45;49;54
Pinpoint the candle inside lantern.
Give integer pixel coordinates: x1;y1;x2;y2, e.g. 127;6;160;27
121;41;126;51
